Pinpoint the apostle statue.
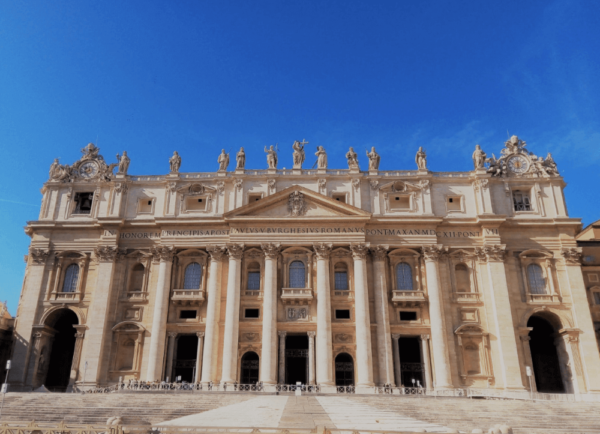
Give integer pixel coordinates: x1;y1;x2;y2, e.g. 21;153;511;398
218;149;230;172
472;144;487;170
116;151;130;175
543;153;559;176
236;147;246;170
416;147;427;170
265;145;278;169
49;158;72;181
169;151;182;173
315;146;328;169
366;147;380;170
292;140;307;169
346;147;359;170
49;159;60;179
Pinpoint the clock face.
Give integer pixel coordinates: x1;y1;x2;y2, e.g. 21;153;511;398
508;155;529;174
79;161;99;178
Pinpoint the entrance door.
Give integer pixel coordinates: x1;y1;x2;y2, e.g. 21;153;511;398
44;309;78;392
240;352;259;384
335;353;354;386
173;335;198;383
528;316;565;393
399;337;424;387
285;335;308;384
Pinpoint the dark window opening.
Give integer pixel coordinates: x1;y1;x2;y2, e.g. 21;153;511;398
240;352;260;384
285;335;309;384
180;310;197;319
335;309;351;319
398;337;425;387
335;353;354;386
400;311;417;321
245;308;260;318
528;316;565;393
172;335;198;383
73;192;94;214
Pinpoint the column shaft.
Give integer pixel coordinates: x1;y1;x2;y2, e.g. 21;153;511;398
372;246;394;385
221;244;244;384
308;331;316;385
278;332;286;383
194;332;204;383
260;243;280;385
392;335;402;387
165;333;177;381
420;334;433;389
68;328;86;389
351;244;374;387
146;247;174;381
314;243;334;386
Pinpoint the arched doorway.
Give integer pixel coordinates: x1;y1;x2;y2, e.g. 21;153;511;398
335;353;354;386
527;315;565;393
44;309;79;392
240;351;259;384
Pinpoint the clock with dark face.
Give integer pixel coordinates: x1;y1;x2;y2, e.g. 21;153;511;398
79;161;99;179
508;155;529;174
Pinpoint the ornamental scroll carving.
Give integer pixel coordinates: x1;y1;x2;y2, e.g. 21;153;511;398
313;243;332;259
29;248;51;264
206;245;227;261
350;243;370;259
561;248;582;265
94;246;121;262
227;243;245;260
474;245;506;262
261;243;281;259
151;246;175;263
370;245;389;261
335;333;353;343
422;245;446;261
242;333;259;342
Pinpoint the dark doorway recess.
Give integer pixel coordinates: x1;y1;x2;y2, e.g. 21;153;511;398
335;353;354;386
399;337;424;387
240;351;259;384
285;335;308;384
45;309;78;392
173;335;197;382
528;316;565;393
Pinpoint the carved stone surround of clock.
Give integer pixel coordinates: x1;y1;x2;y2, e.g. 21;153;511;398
484;135;559;178
48;143;120;183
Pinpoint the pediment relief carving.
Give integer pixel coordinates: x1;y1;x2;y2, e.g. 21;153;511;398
379;180;428;193
455;324;486;335
176;183;216;196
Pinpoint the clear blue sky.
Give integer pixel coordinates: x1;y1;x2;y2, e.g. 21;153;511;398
1;0;599;315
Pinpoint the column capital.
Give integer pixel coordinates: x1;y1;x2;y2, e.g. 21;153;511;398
561;248;582;265
370;245;389;261
207;245;227;261
196;331;205;338
167;332;178;338
519;335;531;342
227;243;245;260
420;334;430;341
474;244;506;263
261;243;281;259
421;245;446;262
391;334;401;340
278;331;287;337
29;247;51;264
74;331;85;339
94;245;121;263
313;242;333;259
151;245;176;263
307;331;316;338
350;243;370;260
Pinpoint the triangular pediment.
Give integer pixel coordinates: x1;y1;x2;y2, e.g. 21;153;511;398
224;185;371;220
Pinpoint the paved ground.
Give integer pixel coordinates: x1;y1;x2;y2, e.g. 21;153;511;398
161;395;450;432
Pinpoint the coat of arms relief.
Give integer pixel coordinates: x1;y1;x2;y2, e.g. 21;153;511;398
288;191;307;216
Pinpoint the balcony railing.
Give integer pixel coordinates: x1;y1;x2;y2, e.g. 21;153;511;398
123;291;148;302
50;291;81;304
454;292;481;303
243;289;263;299
171;289;205;306
281;288;314;304
527;293;561;304
333;290;353;299
391;290;427;307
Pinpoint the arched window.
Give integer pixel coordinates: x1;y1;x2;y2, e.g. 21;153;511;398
455;264;471;292
334;263;348;290
289;261;306;288
334;353;354;386
247;262;261;290
527;264;546;294
129;263;145;292
396;262;413;290
240;351;260;384
183;262;202;290
62;264;80;293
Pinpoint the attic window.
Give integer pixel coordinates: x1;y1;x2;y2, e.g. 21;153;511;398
138;198;154;214
248;193;262;203
333;193;346;203
389;195;410;210
185;196;207;211
73;192;94;215
447;196;462;211
513;190;532;211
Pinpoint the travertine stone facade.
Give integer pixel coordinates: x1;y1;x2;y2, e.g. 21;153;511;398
9;138;600;396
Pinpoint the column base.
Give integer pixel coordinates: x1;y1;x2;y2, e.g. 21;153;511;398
356;385;376;394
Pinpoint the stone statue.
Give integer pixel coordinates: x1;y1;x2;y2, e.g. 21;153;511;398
292;140;308;169
49;159;60;179
366;147;380;170
116;151;130;175
315;146;327;169
265;145;278;169
543;152;559;176
81;143;100;160
416;147;427;170
169;151;181;173
486;154;505;177
236;147;245;170
49;159;72;182
346;147;359;170
218;149;230;172
472;145;487;170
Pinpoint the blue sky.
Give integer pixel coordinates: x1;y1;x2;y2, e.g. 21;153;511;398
1;0;599;314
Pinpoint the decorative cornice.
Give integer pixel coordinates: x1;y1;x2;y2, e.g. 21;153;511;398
350;243;370;260
313;243;333;260
206;245;227;261
227;243;245;260
370;245;389;261
261;243;281;259
422;245;445;262
151;245;176;263
561;248;582;265
29;248;51;264
94;245;120;262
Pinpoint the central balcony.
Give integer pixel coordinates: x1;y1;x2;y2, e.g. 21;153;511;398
281;288;314;305
391;290;427;307
171;289;205;306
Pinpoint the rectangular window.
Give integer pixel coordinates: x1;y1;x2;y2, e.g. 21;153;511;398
179;310;197;319
73;192;94;215
589;273;599;283
400;311;417;321
390;195;411;210
244;308;260;319
247;272;261;290
594;292;600;305
585;257;596;265
332;194;346;203
447;196;462;211
335;309;351;319
186;196;207;211
335;272;348;290
138;198;153;213
248;194;262;203
513;190;532;211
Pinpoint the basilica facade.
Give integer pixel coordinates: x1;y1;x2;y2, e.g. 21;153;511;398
8;137;600;397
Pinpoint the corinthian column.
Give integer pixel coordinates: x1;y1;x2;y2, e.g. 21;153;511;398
313;243;334;386
350;243;374;388
422;245;452;388
391;334;402;387
308;331;316;385
200;245;226;385
260;243;280;385
165;332;178;382
145;246;175;381
371;245;394;385
221;244;245;384
194;332;204;383
278;331;287;383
